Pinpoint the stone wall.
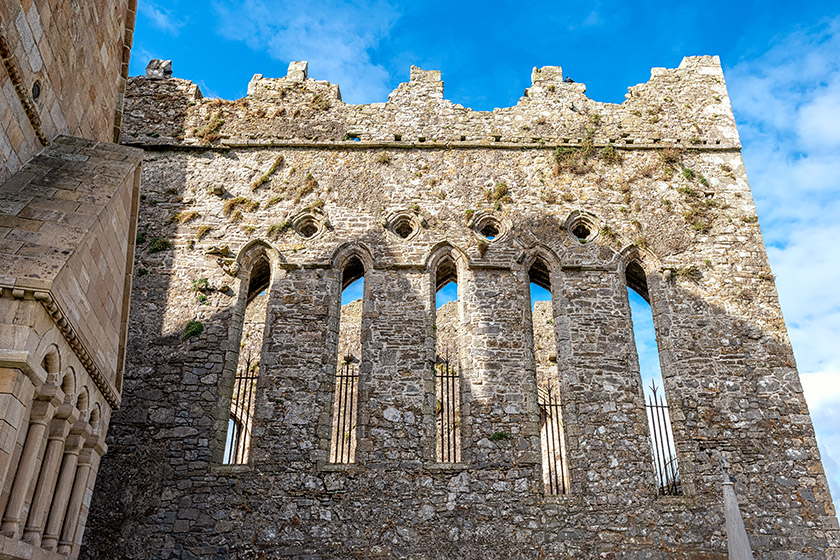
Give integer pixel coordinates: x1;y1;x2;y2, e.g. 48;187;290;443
0;0;137;184
337;299;362;363
82;59;839;559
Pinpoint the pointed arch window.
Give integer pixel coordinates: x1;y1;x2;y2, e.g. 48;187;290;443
434;255;461;463
528;257;569;495
330;257;365;464
625;261;681;496
222;256;271;465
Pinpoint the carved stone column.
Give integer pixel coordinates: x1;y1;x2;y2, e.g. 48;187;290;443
0;385;61;539
22;402;79;546
65;438;106;559
57;434;105;556
41;420;90;551
0;368;38;507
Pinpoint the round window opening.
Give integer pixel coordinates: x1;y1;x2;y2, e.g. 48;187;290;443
480;223;500;241
32;80;41;101
393;217;414;239
472;214;506;243
297;218;319;238
572;223;590;242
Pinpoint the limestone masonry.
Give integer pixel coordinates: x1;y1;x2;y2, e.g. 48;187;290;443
72;55;838;559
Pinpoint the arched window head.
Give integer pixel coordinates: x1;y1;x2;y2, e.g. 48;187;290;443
246;256;271;303
342;256;365;290
435;255;457;293
626;261;649;303
528;257;552;292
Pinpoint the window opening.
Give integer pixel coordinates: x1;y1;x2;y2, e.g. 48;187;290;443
331;257;364;464
222;257;270;465
393;217;415;239
224;417;242;464
223;353;260;464
298;218;319;238
434;257;461;463
529;258;569;495
480;223;499;241
626;261;681;495
572;223;590;242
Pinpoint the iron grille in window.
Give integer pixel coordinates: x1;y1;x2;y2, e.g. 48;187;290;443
646;383;681;495
435;353;461;463
223;354;258;464
330;361;359;464
538;386;568;495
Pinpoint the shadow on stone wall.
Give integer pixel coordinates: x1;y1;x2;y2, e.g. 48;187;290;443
80;155;186;559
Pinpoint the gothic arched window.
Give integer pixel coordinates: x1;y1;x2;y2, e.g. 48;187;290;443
222;255;271;465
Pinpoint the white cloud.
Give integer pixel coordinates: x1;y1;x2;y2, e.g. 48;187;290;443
196;80;221;100
129;46;154;74
212;0;400;104
810;395;840;510
727;15;840;517
138;2;188;35
797;80;840;151
801;373;840;411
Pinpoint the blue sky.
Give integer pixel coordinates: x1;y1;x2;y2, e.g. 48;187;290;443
132;0;840;519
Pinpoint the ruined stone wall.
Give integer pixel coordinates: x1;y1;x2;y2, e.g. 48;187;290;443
0;0;136;184
83;59;839;559
530;301;557;390
434;300;459;358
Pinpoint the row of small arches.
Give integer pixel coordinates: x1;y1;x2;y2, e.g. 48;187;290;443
39;345;102;429
272;209;607;246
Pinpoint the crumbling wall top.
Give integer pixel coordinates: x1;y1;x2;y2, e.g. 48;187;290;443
146;59;173;79
121;57;740;149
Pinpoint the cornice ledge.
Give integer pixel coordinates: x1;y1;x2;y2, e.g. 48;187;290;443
0;285;120;408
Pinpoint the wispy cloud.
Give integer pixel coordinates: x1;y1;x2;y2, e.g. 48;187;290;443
564;1;627;32
196;80;221;100
212;0;400;104
138;2;188;35
129;46;154;74
727;15;840;514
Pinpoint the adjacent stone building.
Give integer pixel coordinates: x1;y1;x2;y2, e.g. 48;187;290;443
79;56;839;559
0;1;140;559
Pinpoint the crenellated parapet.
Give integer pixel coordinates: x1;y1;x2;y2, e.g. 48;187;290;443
122;56;739;149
